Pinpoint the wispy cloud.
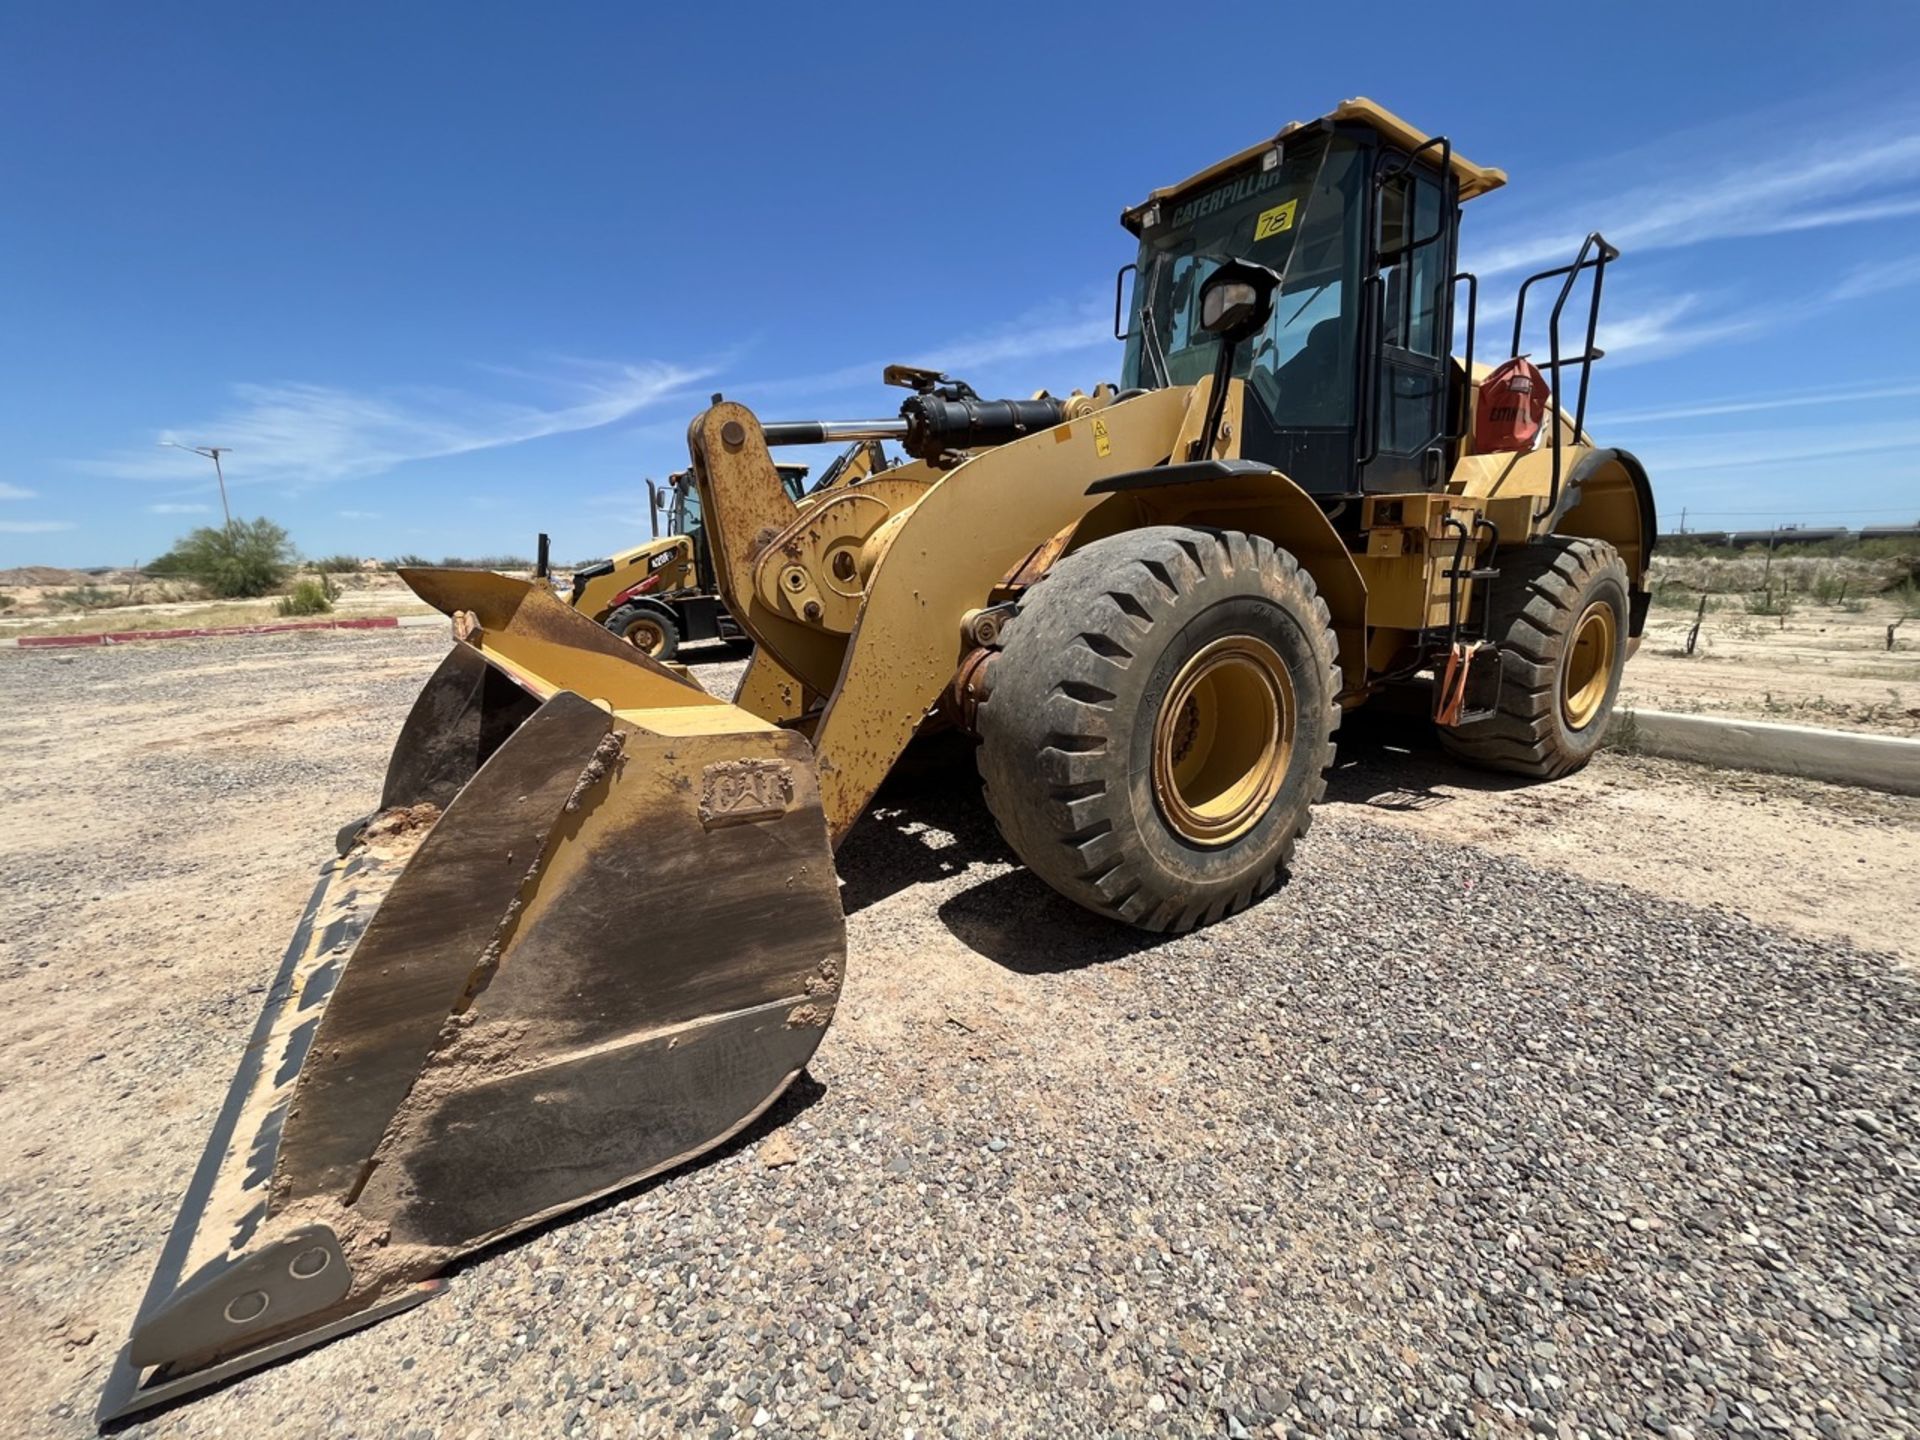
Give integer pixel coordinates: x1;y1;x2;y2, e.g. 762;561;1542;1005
915;295;1115;373
1638;419;1920;475
147;501;210;514
0;520;75;534
735;293;1119;405
1510;245;1914;374
1488;286;1768;371
1592;293;1766;365
1828;253;1920;302
0;482;36;500
1470;128;1920;278
77;358;711;490
1601;380;1920;426
582;491;655;534
337;509;382;519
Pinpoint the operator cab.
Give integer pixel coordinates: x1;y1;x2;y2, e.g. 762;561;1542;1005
667;461;809;538
1118;98;1506;500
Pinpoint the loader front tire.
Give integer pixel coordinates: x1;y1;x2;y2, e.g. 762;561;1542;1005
977;526;1339;933
1438;535;1629;779
605;603;680;661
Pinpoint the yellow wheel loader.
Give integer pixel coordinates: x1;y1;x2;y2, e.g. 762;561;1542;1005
105;98;1656;1421
568;444;889;659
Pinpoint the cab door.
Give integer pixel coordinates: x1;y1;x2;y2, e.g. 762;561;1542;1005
1361;160;1455;492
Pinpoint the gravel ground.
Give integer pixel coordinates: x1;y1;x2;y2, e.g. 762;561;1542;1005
0;630;1915;1440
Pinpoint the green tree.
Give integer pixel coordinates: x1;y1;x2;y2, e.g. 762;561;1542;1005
149;518;296;598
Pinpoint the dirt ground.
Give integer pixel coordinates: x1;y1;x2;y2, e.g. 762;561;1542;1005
5;553;1917;735
0;630;1915;1438
0;571;433;638
1328;717;1919;965
1626;594;1919;736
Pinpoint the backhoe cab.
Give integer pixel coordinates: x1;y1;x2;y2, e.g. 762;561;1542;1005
108;99;1655;1423
566;442;889;659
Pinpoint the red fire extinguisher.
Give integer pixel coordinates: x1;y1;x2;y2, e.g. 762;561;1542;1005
1474;356;1550;454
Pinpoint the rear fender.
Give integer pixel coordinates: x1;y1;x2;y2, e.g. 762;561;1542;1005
1448;445;1656;635
1552;447;1657;633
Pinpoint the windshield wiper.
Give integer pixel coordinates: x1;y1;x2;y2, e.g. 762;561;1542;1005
1138;258;1172;388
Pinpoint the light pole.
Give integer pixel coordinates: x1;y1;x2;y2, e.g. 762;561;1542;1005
160;442;233;529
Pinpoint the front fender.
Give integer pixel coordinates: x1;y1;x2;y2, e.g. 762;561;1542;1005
1077;458;1368;699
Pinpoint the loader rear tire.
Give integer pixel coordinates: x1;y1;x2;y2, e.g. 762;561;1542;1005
605;603;680;661
976;526;1339;934
1438;535;1629;779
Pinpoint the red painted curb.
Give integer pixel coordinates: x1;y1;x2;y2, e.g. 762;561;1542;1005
15;632;103;648
14;615;402;649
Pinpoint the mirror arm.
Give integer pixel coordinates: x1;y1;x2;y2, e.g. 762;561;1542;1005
1194;334;1239;461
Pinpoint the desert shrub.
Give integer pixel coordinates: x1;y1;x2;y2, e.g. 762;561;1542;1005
1858;535;1920;563
1774;537;1850;558
310;553;362;574
1808;570;1851;605
1745;590;1794;617
438;554;534;570
0;592;15;612
50;585;122;610
1879;553;1920;593
148;518;295;598
1648;578;1702;609
387;553;433;569
275;579;335;617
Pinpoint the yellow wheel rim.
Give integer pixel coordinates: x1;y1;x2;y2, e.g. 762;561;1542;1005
622;616;667;657
1151;635;1294;847
1561;600;1617;730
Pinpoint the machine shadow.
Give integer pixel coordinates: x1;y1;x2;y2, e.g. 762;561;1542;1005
448;1071;828;1266
833;732;999;917
935;871;1165;973
1324;694;1541;811
681;636;755;665
831;733;1184;974
832;704;1553;968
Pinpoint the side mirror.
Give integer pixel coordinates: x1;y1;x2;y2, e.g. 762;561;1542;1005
1191;260;1283;460
1198;260;1282;342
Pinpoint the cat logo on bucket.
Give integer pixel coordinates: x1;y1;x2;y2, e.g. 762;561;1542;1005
698;758;794;828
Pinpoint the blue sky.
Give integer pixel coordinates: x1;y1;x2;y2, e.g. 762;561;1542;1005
2;3;1917;566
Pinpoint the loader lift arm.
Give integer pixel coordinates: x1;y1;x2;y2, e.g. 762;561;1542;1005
690;386;1196;840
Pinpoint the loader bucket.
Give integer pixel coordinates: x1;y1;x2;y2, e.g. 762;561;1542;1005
101;572;845;1423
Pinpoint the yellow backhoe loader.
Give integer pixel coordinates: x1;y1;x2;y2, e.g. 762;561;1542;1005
105;98;1655;1421
567;443;888;659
